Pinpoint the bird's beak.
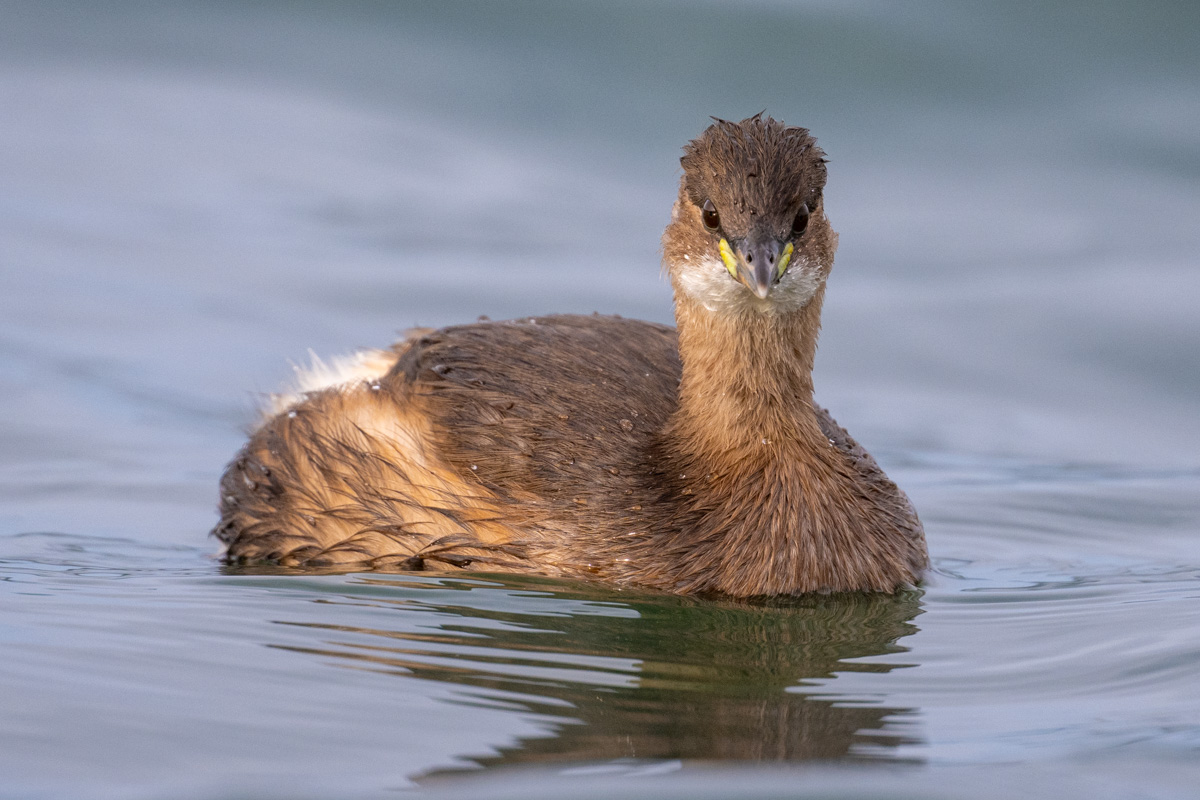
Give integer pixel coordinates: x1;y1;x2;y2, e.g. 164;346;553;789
719;238;794;299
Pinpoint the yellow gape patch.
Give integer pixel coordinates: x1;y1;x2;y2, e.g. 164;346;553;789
776;242;794;279
718;238;738;279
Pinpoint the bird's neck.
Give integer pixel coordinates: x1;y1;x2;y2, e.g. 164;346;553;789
626;277;923;596
667;286;828;464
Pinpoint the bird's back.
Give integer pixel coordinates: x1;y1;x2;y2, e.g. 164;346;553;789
216;314;682;570
399;314;682;506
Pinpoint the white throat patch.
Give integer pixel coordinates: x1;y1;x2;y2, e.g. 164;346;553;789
675;253;826;315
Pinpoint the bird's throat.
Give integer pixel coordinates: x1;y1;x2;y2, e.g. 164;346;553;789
667;285;827;464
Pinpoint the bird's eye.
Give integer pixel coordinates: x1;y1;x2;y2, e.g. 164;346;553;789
701;199;721;231
792;203;810;237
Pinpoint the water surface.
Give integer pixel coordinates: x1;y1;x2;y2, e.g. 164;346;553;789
2;1;1198;798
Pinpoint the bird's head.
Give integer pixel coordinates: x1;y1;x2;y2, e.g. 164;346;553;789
663;115;837;314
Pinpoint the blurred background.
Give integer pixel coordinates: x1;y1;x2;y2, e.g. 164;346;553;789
1;2;1198;798
3;0;1198;539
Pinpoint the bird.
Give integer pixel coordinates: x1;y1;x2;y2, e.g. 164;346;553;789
214;114;928;598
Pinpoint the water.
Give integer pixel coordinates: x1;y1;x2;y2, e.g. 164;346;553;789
2;1;1198;798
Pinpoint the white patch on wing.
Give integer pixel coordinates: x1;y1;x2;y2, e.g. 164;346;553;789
262;347;397;420
676;253;827;315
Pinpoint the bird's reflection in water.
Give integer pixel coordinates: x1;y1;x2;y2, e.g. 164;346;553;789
266;573;924;771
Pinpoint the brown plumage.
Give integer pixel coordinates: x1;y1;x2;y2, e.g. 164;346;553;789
215;114;928;597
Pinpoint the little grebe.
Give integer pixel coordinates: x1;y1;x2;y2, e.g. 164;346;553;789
215;115;928;597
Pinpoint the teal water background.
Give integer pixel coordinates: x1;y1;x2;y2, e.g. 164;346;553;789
2;2;1199;798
